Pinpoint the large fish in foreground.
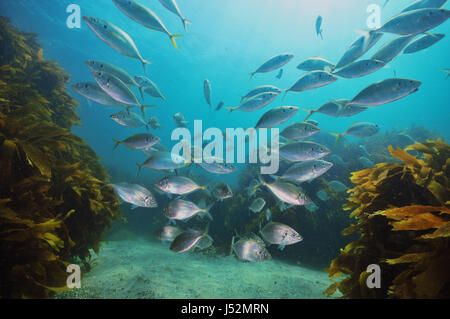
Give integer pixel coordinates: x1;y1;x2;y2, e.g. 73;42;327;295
231;235;271;262
401;0;448;13
113;0;182;49
170;230;207;253
227;92;278;113
280;122;320;140
72;82;127;107
83;16;150;73
260;222;303;250
335;32;383;69
279;141;331;162
277;160;333;184
367;8;450;36
284;71;337;98
346;78;422;107
135;76;166;101
155;176;205;195
106;183;158;208
164;199;214;221
158;0;191;31
255;174;312;206
155;226;183;242
403;33;445;54
92;71;155;116
255;106;298;129
329;122;380;146
249;53;294;81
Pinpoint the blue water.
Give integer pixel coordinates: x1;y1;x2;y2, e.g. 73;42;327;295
1;0;449;298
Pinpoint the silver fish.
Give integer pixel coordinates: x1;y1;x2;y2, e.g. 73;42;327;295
335;32;383;69
135;76;166;100
329;154;345;166
158;0;191;31
279;141;331;162
72;82;127;108
257;174;312;206
402;0;448;13
164;199;213;221
316;15;323;39
142;143;167;157
303;99;347;121
110;111;149;130
204;79;212;107
241;85;282;101
92;71;155;116
330;122;379;146
372;8;450;36
155;226;183;242
260;222;303;247
198;157;236;175
328;180;348;192
250;53;294;80
333;59;385;78
231;236;271;262
297;57;335;72
305;119;319;127
82;16;150;72
371;35;416;64
279;160;333;184
250;198;266;213
215;101;224;111
170;230;206;253
137;152;189;174
85;60;140;90
359;144;371;157
107;183;157;208
280;122;320;140
337;104;368;118
305;202;319;213
255;106;298;129
228;92;278;113
196;233;214;250
155;176;205;195
359;156;375;168
113;133;160;151
347;78;422;107
285;71;337;97
112;0;182;49
403;33;445;54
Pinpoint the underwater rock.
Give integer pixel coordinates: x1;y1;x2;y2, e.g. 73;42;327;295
325;140;450;298
0;17;121;298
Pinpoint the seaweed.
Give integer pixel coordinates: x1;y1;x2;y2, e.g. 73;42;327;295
0;17;121;298
325;140;450;298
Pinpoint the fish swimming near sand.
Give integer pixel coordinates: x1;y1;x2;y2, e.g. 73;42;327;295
260;222;303;250
164;199;214;221
255;174;312;206
231;235;271;262
155;226;183;242
107;183;158;208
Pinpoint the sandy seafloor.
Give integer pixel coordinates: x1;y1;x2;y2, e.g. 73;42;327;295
55;238;339;299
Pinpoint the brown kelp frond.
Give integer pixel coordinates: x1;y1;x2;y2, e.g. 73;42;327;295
0;17;121;298
325;141;450;299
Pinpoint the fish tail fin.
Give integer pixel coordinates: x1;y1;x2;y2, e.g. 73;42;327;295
112;138;120;151
141;59;151;75
140;105;156;117
225;107;235;114
136;163;143;177
253;172;266;191
182;18;192;32
282;89;289;101
329;131;344;147
139;86;144;101
169;34;183;50
303;108;315;121
319;29;323;40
